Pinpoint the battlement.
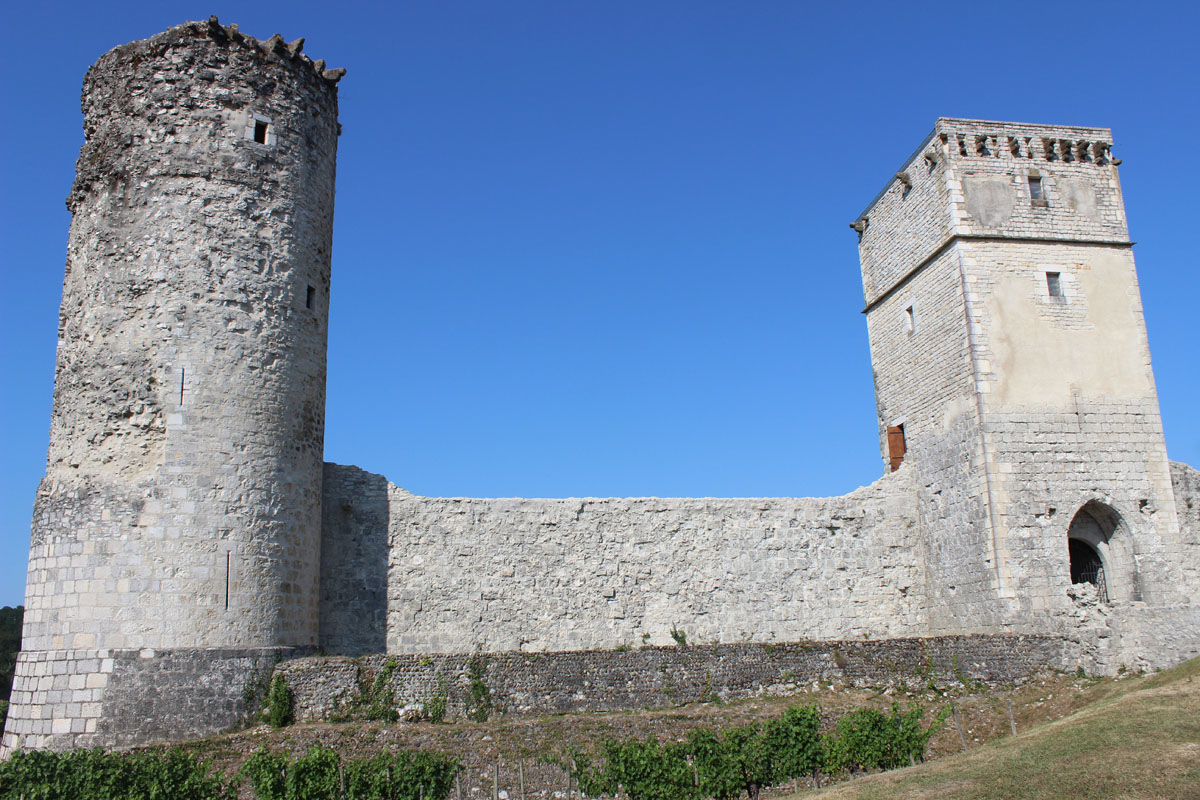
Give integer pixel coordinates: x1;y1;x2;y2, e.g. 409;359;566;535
97;16;346;85
934;118;1115;166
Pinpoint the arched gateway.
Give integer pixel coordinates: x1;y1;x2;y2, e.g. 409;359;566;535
1066;501;1136;603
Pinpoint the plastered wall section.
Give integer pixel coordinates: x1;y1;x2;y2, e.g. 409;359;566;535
959;241;1185;615
319;465;925;655
935;118;1126;243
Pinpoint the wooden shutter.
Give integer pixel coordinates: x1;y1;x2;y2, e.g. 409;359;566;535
887;425;906;472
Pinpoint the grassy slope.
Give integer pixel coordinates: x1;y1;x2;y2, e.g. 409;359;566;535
789;657;1200;800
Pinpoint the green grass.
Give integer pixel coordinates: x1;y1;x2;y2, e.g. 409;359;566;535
788;657;1200;800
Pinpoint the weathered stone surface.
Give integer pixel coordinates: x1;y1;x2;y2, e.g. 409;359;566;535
4;17;339;752
855;119;1200;674
278;635;1064;722
6;26;1199;756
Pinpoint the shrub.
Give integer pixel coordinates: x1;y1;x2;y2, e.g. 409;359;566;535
824;703;941;775
286;747;341;799
767;705;823;781
0;747;236;800
344;749;460;799
242;745;460;800
265;674;294;728
361;658;400;722
578;735;699;800
465;656;491;723
241;749;288;800
421;678;448;723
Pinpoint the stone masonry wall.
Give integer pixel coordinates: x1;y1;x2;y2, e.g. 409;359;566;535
6;18;341;754
1172;462;1200;589
857;131;1000;635
320;464;390;656
3;646;303;751
863;247;998;634
318;464;924;656
277;635;1065;722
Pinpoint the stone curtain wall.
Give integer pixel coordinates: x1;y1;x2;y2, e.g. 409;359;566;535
388;473;923;654
277;635;1065;722
318;464;923;656
1171;462;1200;589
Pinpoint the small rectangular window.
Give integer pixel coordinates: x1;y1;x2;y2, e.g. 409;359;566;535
253;120;269;144
1028;175;1047;207
904;305;915;334
306;285;315;309
1046;272;1063;298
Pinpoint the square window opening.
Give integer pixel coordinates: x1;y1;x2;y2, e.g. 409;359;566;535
253;120;269;144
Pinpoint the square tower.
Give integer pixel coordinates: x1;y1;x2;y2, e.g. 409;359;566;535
853;119;1190;647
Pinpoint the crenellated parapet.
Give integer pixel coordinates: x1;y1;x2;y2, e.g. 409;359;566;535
933;118;1115;167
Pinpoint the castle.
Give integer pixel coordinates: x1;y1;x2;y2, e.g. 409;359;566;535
3;19;1198;752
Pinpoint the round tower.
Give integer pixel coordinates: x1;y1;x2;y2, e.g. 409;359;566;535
3;18;342;751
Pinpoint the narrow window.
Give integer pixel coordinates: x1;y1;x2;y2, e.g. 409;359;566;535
1028;175;1047;207
904;305;915;334
224;552;231;610
253;119;269;144
306;285;315;309
180;368;186;406
1046;271;1063;298
887;425;907;472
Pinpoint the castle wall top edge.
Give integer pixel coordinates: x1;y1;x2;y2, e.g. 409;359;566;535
935;117;1112;138
853;118;1116;223
90;16;346;90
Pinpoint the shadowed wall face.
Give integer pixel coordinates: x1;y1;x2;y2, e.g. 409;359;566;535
320;464;390;655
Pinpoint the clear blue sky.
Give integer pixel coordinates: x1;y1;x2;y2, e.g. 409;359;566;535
1;1;1197;607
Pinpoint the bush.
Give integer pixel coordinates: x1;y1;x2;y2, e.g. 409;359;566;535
824;704;941;775
767;704;823;781
577;735;699;800
421;678;448;723
241;745;460;800
265;674;295;728
344;750;460;799
0;747;236;800
241;749;288;800
690;716;817;800
465;656;491;723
